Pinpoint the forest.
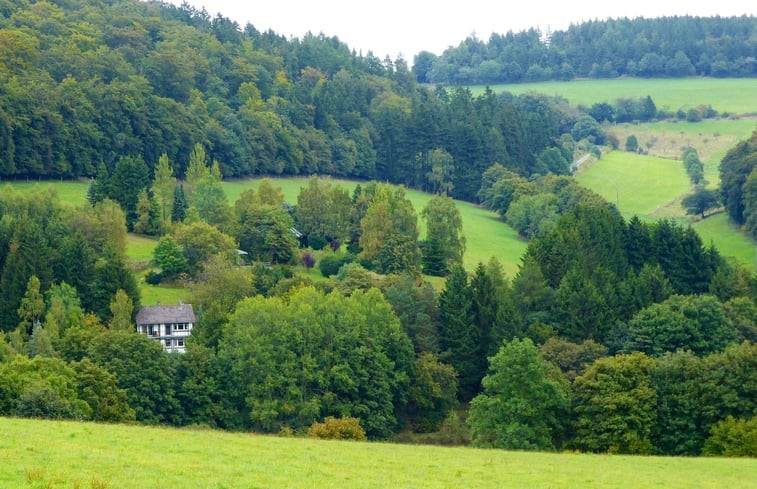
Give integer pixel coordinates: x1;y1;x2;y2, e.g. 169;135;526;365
414;16;757;85
0;0;756;458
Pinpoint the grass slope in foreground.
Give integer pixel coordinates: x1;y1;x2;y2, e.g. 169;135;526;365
472;78;757;115
2;418;755;489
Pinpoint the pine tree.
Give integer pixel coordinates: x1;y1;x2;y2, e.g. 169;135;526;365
438;265;480;400
172;185;188;223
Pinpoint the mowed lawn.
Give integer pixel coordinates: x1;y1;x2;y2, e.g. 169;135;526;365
473;78;757;115
2;418;755;489
576;152;691;217
223;177;527;276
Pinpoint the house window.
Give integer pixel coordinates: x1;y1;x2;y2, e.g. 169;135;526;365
176;339;184;347
175;323;185;331
165;339;171;347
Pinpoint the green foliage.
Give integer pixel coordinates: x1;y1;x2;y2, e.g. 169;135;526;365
174;221;237;276
438;265;479;400
421;194;465;276
359;186;420;274
17;275;44;336
623;295;739;357
108;289;134;332
219;287;414;437
308;416;367;441
682;147;705;185
540;338;608;382
572;353;657;454
703;416;757;457
405;353;458;432
87;330;180;425
152;154;176;230
296;176;352;246
0;355;90;421
318;250;354;278
152;235;188;279
719;130;757;225
468;338;569;450
682;188;719;218
625;135;639;152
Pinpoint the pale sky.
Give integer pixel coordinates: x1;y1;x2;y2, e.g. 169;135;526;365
168;1;756;61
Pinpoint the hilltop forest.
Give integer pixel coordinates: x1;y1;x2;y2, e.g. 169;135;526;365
0;0;756;458
414;16;756;85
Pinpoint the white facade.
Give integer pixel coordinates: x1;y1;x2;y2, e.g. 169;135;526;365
135;303;195;353
136;321;193;353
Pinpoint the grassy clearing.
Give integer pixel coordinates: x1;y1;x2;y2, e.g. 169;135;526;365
2;418;755;489
0;180;88;206
223;177;527;276
125;233;158;263
575;152;691;217
473;78;757;114
693;213;757;269
606;118;756;185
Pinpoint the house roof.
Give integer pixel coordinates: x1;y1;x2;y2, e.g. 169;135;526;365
136;303;195;325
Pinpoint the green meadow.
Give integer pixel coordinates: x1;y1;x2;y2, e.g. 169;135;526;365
2;418;755;489
472;78;757;114
693;213;757;270
607;118;757;185
575;152;691;217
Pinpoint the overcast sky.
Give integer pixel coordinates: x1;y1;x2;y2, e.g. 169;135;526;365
168;1;756;61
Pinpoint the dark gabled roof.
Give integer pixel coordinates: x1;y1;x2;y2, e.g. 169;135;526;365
136;303;195;325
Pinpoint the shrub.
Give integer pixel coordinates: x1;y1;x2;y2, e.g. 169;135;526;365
307;416;367;441
703;416;757;457
625;135;639;152
145;271;162;285
318;251;354;277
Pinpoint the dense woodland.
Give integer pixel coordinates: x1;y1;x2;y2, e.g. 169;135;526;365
0;0;756;457
414;16;757;85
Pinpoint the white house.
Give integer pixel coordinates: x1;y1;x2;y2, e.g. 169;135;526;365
135;302;195;353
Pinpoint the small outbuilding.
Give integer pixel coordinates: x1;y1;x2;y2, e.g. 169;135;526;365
135;302;195;353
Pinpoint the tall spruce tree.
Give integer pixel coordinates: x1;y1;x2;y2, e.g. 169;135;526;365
172;185;188;223
438;264;480;400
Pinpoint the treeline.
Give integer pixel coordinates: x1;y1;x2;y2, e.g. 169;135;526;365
414;16;757;85
0;0;578;202
720;130;757;239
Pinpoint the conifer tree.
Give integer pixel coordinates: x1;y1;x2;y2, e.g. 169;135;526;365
172;185;188;223
438;264;479;400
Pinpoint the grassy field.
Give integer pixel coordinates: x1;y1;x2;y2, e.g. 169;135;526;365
0;180;88;205
472;78;757;115
576;152;692;217
223;177;527;276
2;418;755;489
606;118;756;185
693;213;757;270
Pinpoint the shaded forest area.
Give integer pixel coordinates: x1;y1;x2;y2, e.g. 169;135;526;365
414;16;756;85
